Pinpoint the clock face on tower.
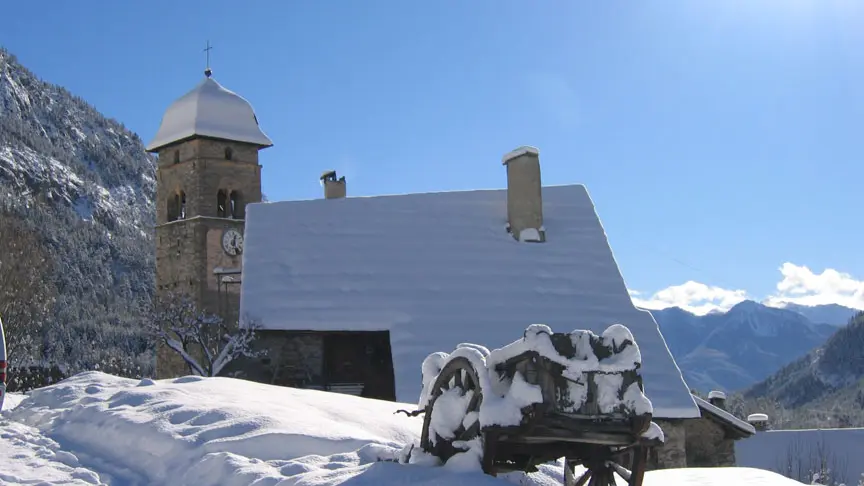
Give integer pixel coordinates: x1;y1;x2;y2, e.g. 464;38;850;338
222;229;244;256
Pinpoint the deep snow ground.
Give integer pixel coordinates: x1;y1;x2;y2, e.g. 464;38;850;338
1;391;107;485
1;373;805;485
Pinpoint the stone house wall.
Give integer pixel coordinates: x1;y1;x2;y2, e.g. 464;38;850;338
650;417;740;470
684;417;736;467
651;419;688;469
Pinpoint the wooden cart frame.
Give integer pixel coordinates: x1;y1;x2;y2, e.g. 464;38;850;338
419;331;663;486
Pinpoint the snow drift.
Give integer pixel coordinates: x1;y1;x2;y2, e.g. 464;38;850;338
3;372;805;485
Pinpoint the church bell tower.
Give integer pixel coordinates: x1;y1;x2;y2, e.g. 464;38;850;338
147;68;272;378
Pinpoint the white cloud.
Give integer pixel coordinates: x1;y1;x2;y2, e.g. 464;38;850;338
763;263;864;309
629;263;864;315
629;281;749;316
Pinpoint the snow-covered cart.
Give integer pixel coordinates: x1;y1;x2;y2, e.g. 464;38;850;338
415;324;663;486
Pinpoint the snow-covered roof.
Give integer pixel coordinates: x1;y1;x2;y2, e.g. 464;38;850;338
239;184;700;419
146;77;272;151
692;395;755;437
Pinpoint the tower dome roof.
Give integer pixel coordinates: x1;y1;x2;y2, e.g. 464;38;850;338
146;77;273;152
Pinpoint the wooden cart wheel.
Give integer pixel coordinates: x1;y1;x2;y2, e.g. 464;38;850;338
420;357;484;463
564;446;648;486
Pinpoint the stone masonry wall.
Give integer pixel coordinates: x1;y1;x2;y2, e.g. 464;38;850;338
155;218;246;378
684;417;737;467
651;419;688;470
154;137;263;379
155;139;262;223
157;138;259;168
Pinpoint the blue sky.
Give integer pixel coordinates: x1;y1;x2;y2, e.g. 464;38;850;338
2;1;862;313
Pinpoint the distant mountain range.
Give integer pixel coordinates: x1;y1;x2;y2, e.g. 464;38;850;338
744;310;864;413
649;301;861;393
774;302;859;327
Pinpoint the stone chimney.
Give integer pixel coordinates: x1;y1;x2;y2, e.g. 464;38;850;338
747;413;770;431
502;146;544;243
320;170;346;199
708;390;727;410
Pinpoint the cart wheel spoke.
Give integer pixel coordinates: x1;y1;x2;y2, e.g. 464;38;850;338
608;460;632;482
626;447;647;486
564;458;592;486
574;471;592;486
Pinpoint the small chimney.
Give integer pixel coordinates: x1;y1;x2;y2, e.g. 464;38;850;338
708;390;727;410
320;170;346;199
502;146;544;243
747;413;770;431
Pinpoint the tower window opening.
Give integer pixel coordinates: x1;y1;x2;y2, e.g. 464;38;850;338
167;194;179;222
217;190;228;217
229;191;241;219
180;191;187;219
225;147;233;160
173;151;180;164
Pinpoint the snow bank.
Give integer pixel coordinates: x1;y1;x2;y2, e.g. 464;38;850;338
640;467;804;485
736;428;864;485
2;392;25;411
7;372;423;484
0;419;106;485
4;371;804;485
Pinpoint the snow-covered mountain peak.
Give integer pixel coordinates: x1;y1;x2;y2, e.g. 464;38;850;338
0;48;155;228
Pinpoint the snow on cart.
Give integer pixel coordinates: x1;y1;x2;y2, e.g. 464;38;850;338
404;323;664;486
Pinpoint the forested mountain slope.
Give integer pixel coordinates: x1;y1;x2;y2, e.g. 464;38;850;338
0;47;156;386
745;311;864;411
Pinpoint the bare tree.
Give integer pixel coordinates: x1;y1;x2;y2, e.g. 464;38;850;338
0;212;55;385
150;292;263;377
774;435;849;486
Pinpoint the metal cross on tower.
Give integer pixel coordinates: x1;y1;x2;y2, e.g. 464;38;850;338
204;40;213;78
